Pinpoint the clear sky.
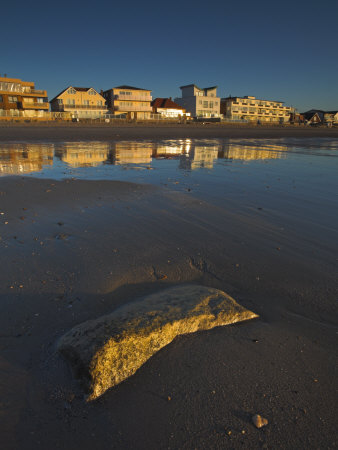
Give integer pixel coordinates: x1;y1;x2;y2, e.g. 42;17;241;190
2;0;337;112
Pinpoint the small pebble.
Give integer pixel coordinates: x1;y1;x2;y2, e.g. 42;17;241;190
252;414;268;428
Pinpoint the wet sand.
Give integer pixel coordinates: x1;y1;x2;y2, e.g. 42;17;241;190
0;168;337;449
0;122;338;141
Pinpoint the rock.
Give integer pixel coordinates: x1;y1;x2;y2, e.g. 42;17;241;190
252;414;268;428
57;285;258;400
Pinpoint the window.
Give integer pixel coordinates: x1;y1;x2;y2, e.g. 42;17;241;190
203;101;208;108
8;96;18;102
209;102;214;108
57;99;63;104
97;101;103;106
88;89;96;95
68;88;76;94
0;95;3;102
83;100;90;106
37;98;44;103
67;99;75;105
199;100;202;105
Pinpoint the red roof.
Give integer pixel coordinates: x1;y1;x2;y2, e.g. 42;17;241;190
152;98;184;110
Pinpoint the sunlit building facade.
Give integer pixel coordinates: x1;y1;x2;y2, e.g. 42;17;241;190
0;76;49;118
102;86;152;120
221;96;294;123
151;98;188;118
50;86;108;119
175;84;221;118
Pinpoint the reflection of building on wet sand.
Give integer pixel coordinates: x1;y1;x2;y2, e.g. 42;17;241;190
220;142;287;160
0;144;54;175
113;142;152;165
55;142;110;167
152;140;191;157
180;146;220;170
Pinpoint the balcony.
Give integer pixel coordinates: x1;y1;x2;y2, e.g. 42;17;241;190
21;101;49;109
114;94;152;101
114;105;152;112
23;89;47;96
62;104;108;110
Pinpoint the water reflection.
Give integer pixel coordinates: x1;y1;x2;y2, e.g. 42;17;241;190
0;139;290;176
0;144;53;175
54;142;110;168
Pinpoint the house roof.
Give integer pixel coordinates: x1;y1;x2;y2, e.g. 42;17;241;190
180;84;217;91
105;85;151;92
152;98;184;109
50;86;99;102
301;111;322;120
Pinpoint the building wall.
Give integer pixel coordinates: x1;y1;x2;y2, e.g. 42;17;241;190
102;87;152;119
221;96;293;122
175;85;220;118
174;97;197;116
0;77;49;118
50;87;107;118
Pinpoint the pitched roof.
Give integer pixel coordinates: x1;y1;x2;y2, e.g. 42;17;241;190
301;111;322;120
50;86;98;102
113;85;151;91
152;98;184;109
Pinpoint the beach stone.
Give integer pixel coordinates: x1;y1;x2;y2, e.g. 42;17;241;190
58;285;258;400
252;414;268;428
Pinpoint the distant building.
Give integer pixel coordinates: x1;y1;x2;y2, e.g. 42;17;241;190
221;96;294;123
151;98;188;118
301;109;338;125
0;76;49;118
102;85;152;120
50;86;108;119
324;111;338;124
300;110;323;124
174;84;221;118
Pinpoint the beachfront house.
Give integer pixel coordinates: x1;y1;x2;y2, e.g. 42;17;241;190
300;110;323;124
151;98;188;118
102;85;152;120
324;111;338;124
50;87;108;119
0;76;49;119
174;84;221;119
220;96;294;123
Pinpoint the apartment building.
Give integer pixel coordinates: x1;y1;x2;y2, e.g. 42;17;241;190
102;85;152;119
0;76;49;118
174;84;221;118
50;86;108;119
221;96;294;123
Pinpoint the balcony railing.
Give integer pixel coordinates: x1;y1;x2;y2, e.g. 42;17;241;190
21;101;49;109
62;104;108;110
28;89;47;95
114;95;152;101
114;105;153;112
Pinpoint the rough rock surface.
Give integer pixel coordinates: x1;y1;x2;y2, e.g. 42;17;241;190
57;285;258;400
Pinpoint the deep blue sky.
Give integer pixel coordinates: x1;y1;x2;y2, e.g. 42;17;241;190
2;0;337;112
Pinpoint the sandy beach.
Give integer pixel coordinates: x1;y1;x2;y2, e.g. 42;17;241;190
0;122;338;142
0;126;337;449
